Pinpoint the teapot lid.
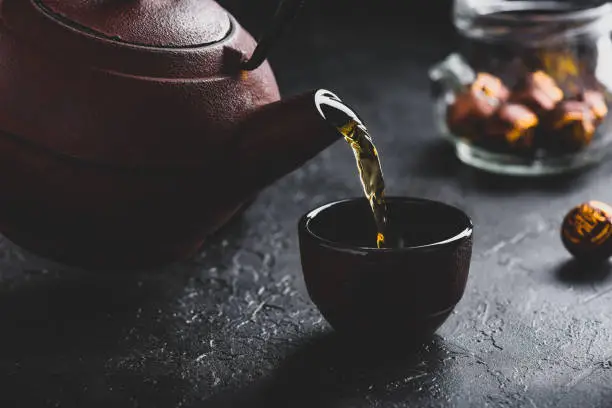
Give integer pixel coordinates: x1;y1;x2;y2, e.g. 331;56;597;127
36;0;231;47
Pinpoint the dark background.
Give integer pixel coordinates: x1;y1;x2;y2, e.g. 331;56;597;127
3;1;612;407
217;0;457;84
220;0;457;66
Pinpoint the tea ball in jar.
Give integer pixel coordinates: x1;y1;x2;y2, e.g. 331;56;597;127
511;71;564;116
561;201;612;260
581;90;609;126
548;101;597;151
484;103;539;150
446;73;510;138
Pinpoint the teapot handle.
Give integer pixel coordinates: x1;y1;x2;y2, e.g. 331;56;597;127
241;0;307;71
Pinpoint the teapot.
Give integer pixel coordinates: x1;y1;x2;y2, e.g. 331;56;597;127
0;0;341;268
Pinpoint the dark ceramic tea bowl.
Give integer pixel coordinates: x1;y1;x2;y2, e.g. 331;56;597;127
298;197;473;342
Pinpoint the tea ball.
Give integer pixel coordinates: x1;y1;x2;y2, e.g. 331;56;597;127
561;201;612;260
511;71;564;115
581;90;608;126
446;73;510;138
484;103;539;149
548;100;597;151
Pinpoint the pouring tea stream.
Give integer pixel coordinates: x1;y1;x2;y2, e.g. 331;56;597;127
315;90;391;248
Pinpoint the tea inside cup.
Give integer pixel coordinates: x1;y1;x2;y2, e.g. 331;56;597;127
298;197;473;342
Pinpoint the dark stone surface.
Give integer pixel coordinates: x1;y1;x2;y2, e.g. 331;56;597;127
2;2;612;407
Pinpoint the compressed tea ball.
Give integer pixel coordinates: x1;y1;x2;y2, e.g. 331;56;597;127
536;91;606;152
548;100;597;151
472;72;511;101
581;90;608;126
484;103;539;149
511;71;564;115
446;73;510;138
561;201;612;260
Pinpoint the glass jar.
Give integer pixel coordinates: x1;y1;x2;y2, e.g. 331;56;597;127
429;0;612;176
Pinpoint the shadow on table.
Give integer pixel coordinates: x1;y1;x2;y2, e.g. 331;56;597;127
207;332;445;408
0;210;254;408
411;140;592;195
0;207;251;359
0;271;201;408
554;258;612;285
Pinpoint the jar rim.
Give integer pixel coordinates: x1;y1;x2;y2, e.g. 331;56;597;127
464;1;612;23
454;0;612;45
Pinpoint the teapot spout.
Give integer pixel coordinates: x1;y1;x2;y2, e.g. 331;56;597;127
229;89;343;197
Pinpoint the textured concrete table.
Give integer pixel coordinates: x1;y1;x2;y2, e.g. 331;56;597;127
2;2;612;407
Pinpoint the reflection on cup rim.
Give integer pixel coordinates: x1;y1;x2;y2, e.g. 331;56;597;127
299;197;473;254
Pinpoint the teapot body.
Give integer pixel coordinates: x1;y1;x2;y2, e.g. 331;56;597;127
0;0;281;268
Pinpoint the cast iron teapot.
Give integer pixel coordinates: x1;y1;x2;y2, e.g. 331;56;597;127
0;0;340;268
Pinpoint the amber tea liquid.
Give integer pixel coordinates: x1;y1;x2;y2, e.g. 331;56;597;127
315;90;390;248
338;120;389;248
